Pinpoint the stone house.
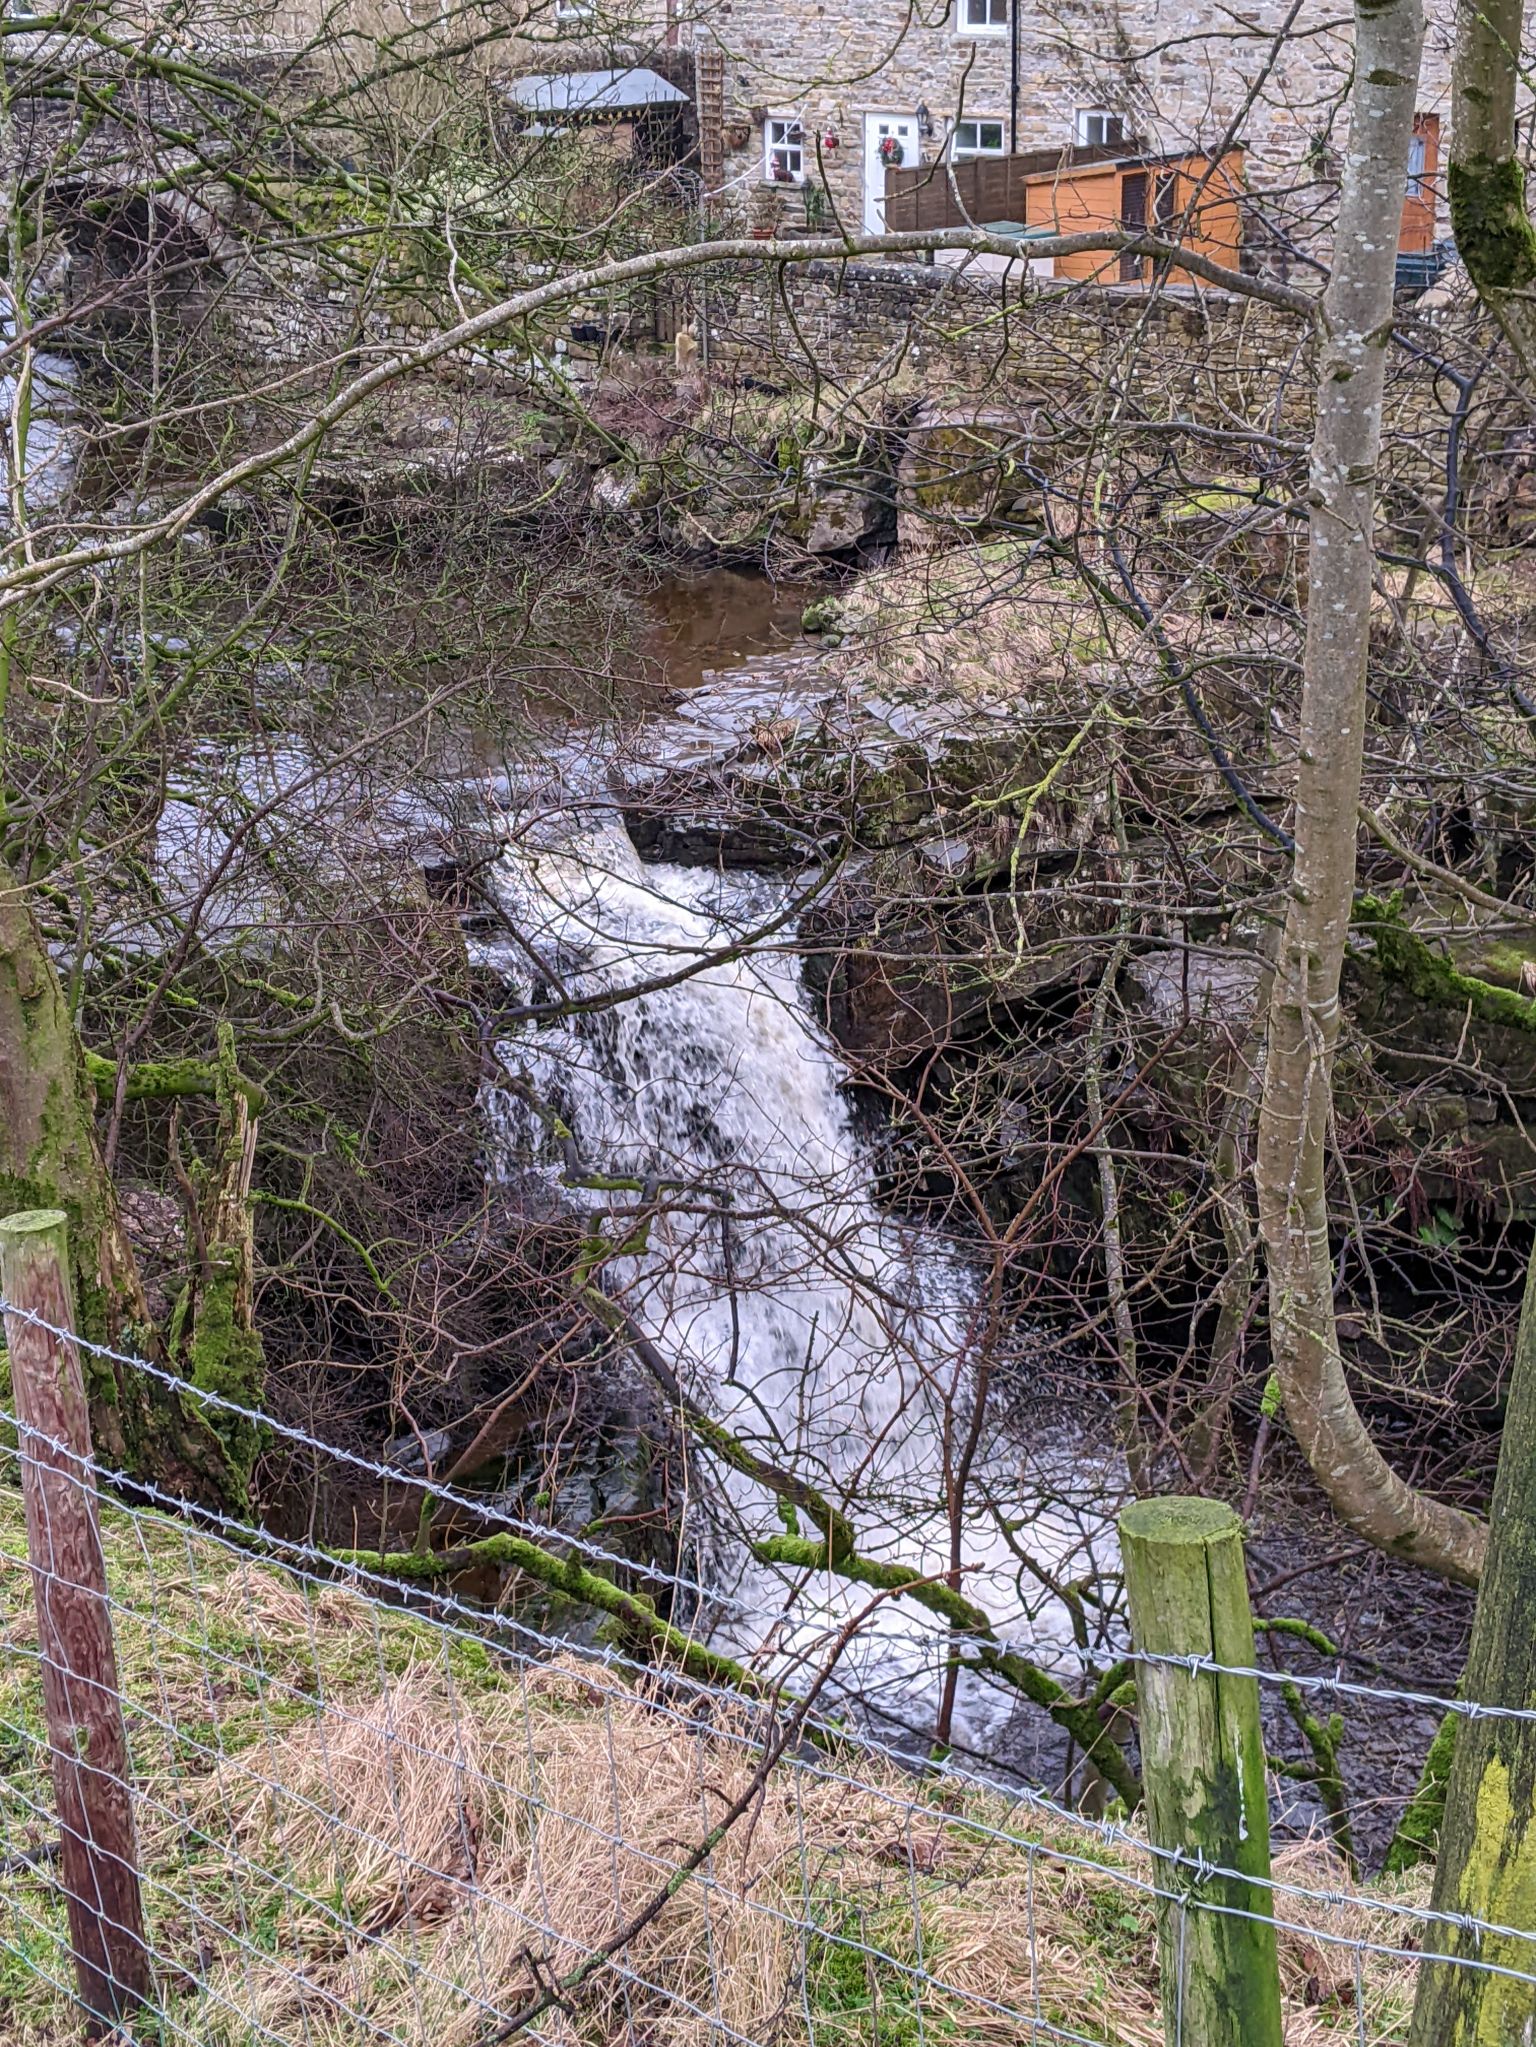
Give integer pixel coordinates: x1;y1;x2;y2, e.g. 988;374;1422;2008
655;0;1472;271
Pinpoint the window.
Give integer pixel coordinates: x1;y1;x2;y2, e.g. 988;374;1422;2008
553;0;594;17
957;0;1008;35
1405;113;1438;197
765;116;805;185
951;118;1006;159
1075;108;1126;148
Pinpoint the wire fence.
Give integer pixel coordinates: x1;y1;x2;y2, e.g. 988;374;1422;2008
0;1307;1528;2044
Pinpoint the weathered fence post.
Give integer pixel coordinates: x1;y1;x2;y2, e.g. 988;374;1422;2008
0;1208;149;2037
1120;1496;1282;2047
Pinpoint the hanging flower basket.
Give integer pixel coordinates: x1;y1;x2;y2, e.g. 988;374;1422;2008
877;135;905;167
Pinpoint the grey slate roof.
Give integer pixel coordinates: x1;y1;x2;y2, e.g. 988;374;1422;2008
504;67;689;116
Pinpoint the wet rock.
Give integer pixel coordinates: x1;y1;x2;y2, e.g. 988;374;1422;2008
896;401;1040;551
1122;946;1264;1026
622;804;805;867
592;463;655;515
803;483;885;553
803;856;1111;1065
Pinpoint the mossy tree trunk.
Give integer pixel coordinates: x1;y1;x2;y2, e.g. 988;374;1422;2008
166;1026;266;1494
0;864;152;1445
1409;1244;1536;2044
1450;0;1536;385
1253;0;1487;1586
0;863;254;1504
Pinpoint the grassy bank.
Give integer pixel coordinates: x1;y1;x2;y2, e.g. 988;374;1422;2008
0;1484;1423;2044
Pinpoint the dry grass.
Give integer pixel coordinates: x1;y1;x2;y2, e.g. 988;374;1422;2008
0;1486;1428;2045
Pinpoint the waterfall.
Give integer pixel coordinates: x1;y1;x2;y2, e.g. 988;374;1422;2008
0;326;79;530
481;819;1109;1749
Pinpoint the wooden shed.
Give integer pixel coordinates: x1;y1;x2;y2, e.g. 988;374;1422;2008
883;144;1246;286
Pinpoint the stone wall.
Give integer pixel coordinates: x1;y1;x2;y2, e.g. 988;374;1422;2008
670;0;1491;260
701;254;1312;400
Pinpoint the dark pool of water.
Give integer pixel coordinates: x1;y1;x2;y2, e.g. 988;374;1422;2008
642;568;816;695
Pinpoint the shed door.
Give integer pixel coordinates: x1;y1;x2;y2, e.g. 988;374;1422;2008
1119;170;1148;281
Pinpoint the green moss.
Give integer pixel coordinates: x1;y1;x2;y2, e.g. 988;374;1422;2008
1356;894;1536;1034
185;1261;266;1490
82;1049;263;1110
1475;939;1536;989
1447;1755;1536;2045
755;1534;1141;1806
1449;157;1536;296
335;1529;767;1699
1384;1711;1456;1874
1163;478;1259;522
806;1895;937;2046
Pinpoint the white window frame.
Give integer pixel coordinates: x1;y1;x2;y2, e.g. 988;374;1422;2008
956;0;1008;37
764;114;806;186
950;117;1006;160
553;0;595;19
1074;108;1126;148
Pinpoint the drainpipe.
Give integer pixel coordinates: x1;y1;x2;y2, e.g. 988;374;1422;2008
1009;0;1019;153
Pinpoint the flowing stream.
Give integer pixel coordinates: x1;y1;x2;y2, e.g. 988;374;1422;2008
480;815;1113;1748
0;334;79;530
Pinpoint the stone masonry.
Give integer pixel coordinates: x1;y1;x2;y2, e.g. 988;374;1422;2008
651;0;1481;263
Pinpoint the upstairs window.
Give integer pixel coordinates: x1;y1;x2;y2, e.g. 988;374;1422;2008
951;119;1006;159
765;116;805;184
1075;108;1126;148
1405;114;1438;196
957;0;1008;36
553;0;595;17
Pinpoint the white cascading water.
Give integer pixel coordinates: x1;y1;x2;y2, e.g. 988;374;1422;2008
1;321;79;533
481;818;1107;1747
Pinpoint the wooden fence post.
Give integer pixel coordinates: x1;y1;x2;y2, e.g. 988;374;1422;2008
0;1208;149;2037
1120;1496;1282;2047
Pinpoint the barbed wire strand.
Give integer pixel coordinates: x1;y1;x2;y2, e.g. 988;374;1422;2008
0;1413;1531;1975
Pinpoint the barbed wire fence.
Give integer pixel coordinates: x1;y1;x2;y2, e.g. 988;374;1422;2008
0;1226;1529;2044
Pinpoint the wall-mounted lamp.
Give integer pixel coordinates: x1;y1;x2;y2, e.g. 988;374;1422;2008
916;102;935;140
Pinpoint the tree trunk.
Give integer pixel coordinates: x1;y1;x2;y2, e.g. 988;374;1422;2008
1409;1245;1536;2043
167;1025;266;1493
0;861;249;1503
0;866;149;1378
1449;0;1536;386
1253;0;1487;1586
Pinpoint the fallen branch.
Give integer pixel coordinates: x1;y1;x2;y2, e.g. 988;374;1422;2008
332;1530;762;1698
83;1049;263;1110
